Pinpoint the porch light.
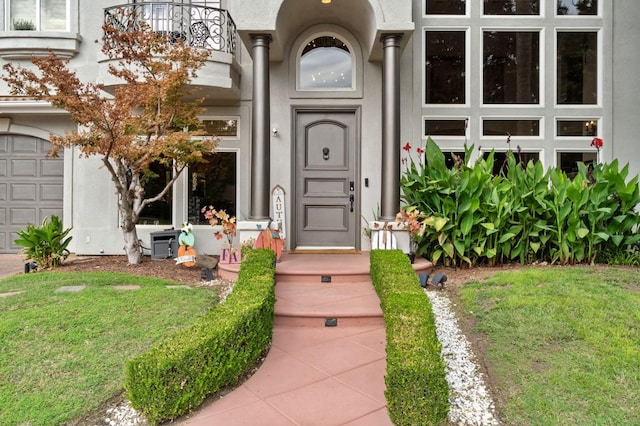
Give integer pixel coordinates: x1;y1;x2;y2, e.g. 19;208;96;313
321;0;331;4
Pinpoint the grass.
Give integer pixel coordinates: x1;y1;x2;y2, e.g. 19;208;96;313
459;266;640;425
0;272;218;426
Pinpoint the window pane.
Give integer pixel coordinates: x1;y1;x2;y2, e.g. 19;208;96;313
483;120;540;136
557;119;597;136
426;31;465;104
557;32;598;105
426;0;465;15
484;0;539;15
139;162;173;225
425;119;467;136
557;152;597;178
484;31;539;104
299;36;353;90
483;151;539;175
41;0;67;31
10;0;36;29
557;0;597;15
201;119;238;137
442;151;466;169
188;152;237;224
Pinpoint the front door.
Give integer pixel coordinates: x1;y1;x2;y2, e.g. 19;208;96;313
294;108;359;249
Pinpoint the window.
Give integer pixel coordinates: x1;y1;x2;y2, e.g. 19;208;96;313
557;152;597;178
201;118;238;138
425;119;467;137
425;31;466;104
483;119;540;137
299;36;353;90
8;0;67;31
484;31;540;104
483;151;540;175
188;151;237;224
139;162;173;225
426;0;465;15
557;119;598;137
557;0;597;16
484;0;539;15
557;32;598;105
442;151;466;169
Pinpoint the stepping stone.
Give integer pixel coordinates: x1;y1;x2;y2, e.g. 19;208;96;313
0;291;24;298
55;286;86;293
166;285;192;289
114;285;141;291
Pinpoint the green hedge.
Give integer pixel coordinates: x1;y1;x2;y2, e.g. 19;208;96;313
124;249;276;424
370;250;449;425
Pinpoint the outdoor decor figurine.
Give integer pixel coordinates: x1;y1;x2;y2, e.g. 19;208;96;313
176;222;197;267
254;220;284;261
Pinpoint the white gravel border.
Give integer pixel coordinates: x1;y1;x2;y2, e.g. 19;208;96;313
425;289;500;426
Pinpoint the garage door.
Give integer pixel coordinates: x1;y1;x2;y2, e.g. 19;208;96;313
0;135;64;253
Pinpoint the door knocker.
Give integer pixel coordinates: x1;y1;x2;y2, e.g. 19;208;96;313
322;147;330;160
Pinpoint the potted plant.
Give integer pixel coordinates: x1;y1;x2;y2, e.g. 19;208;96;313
395;208;425;263
12;19;36;30
201;206;239;263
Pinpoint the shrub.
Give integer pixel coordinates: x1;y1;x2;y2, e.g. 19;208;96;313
14;215;72;269
124;248;276;424
401;138;640;266
370;249;449;425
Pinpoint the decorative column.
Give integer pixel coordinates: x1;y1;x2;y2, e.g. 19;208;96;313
250;34;271;220
380;34;403;221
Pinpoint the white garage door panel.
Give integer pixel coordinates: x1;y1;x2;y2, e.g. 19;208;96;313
11;184;37;201
0;135;64;253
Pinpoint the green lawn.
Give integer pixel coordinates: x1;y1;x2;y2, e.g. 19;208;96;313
0;272;217;426
459;266;640;425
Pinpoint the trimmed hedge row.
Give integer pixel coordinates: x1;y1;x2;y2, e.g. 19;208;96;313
124;249;276;424
370;249;449;425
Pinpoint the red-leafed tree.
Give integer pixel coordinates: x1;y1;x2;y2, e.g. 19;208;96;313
3;16;218;264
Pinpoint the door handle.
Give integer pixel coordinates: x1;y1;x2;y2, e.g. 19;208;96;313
349;194;354;212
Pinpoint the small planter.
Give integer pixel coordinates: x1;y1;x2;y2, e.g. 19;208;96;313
219;247;241;264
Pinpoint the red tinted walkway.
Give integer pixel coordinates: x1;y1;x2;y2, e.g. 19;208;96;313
179;252;430;425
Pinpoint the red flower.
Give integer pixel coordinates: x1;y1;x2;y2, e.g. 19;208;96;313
416;147;425;154
591;137;603;148
403;142;411;151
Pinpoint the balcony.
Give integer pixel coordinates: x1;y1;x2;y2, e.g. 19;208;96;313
100;2;240;101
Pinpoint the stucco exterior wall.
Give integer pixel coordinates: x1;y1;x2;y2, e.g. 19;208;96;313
612;3;640;181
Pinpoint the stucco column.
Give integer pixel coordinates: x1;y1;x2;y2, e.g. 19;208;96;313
380;34;402;221
249;34;271;220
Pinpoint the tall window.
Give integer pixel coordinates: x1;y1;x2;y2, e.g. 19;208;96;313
139;162;173;225
483;31;540;104
557;32;598;105
188;151;237;224
8;0;67;31
425;31;466;104
299;36;353;90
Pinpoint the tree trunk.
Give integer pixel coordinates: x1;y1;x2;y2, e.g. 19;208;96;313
123;226;142;265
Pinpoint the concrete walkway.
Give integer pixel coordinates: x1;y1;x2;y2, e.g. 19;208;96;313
0;254;25;280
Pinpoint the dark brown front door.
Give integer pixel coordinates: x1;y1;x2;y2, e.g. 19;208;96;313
294;108;359;249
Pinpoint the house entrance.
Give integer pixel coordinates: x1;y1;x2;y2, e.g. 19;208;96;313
293;108;359;250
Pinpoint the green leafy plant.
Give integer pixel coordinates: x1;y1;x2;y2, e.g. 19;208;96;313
14;215;72;269
12;19;35;30
401;138;640;266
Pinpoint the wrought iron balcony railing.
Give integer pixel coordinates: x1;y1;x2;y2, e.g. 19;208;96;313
104;2;236;57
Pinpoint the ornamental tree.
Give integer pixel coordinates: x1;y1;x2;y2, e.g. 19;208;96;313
3;17;218;264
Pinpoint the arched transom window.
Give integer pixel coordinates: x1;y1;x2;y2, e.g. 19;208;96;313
299;36;354;90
